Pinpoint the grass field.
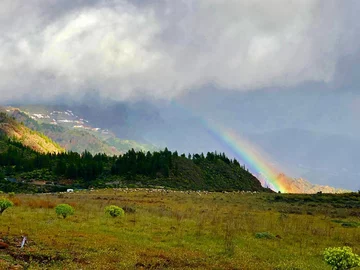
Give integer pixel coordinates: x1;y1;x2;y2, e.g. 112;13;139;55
0;190;360;269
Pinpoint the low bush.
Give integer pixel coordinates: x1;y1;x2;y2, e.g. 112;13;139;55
341;222;360;228
323;246;360;270
55;204;74;219
0;198;14;215
105;205;125;218
255;232;275;239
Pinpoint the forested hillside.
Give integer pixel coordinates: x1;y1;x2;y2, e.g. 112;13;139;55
0;131;268;193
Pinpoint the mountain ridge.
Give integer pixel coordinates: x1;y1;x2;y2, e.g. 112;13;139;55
3;106;157;155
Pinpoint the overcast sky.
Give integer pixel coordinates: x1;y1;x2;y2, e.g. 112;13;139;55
2;1;360;189
0;0;359;103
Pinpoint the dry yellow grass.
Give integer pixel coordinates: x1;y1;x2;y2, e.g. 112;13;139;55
0;190;359;269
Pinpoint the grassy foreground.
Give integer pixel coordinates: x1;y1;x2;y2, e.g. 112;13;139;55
0;190;360;269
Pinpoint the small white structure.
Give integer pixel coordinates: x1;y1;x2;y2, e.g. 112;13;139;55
67;189;74;193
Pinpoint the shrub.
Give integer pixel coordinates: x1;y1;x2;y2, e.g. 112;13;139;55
323;246;360;270
0;198;14;215
341;222;360;228
55;204;74;219
255;232;275;239
105;205;125;218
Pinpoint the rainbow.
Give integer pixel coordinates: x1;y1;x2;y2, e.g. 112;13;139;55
203;121;286;193
171;101;288;192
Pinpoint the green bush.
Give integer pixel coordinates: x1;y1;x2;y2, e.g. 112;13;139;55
55;204;74;219
0;198;14;215
105;205;125;218
341;222;360;228
255;232;275;239
323;246;360;270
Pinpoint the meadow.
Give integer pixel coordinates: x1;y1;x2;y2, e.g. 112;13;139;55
0;189;360;269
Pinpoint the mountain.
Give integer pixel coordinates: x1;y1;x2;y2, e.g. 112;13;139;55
3;100;354;192
0;106;344;194
57;102;167;143
3;106;157;155
0;112;64;154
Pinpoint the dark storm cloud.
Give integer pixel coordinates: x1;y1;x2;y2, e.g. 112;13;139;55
0;0;359;103
331;1;360;91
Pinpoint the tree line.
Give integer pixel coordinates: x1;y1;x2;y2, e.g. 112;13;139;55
0;134;267;193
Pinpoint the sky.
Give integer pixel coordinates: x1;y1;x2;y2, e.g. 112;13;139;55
1;1;360;190
0;0;359;102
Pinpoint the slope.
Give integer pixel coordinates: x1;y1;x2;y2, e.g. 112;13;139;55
171;157;265;191
0;112;64;154
4;108;121;155
108;150;268;192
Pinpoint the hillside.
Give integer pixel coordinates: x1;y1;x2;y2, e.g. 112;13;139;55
116;154;266;191
0;112;64;154
3;106;156;155
0;133;269;192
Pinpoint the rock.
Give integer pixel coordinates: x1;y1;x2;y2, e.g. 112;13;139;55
0;241;9;249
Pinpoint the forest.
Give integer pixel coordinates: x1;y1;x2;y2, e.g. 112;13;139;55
0;135;268;193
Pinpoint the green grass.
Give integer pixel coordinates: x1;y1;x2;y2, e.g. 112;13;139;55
0;191;360;269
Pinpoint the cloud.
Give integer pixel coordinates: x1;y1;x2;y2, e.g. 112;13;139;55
0;0;358;103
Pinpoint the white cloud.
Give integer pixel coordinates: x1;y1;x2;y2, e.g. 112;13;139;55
0;0;356;102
